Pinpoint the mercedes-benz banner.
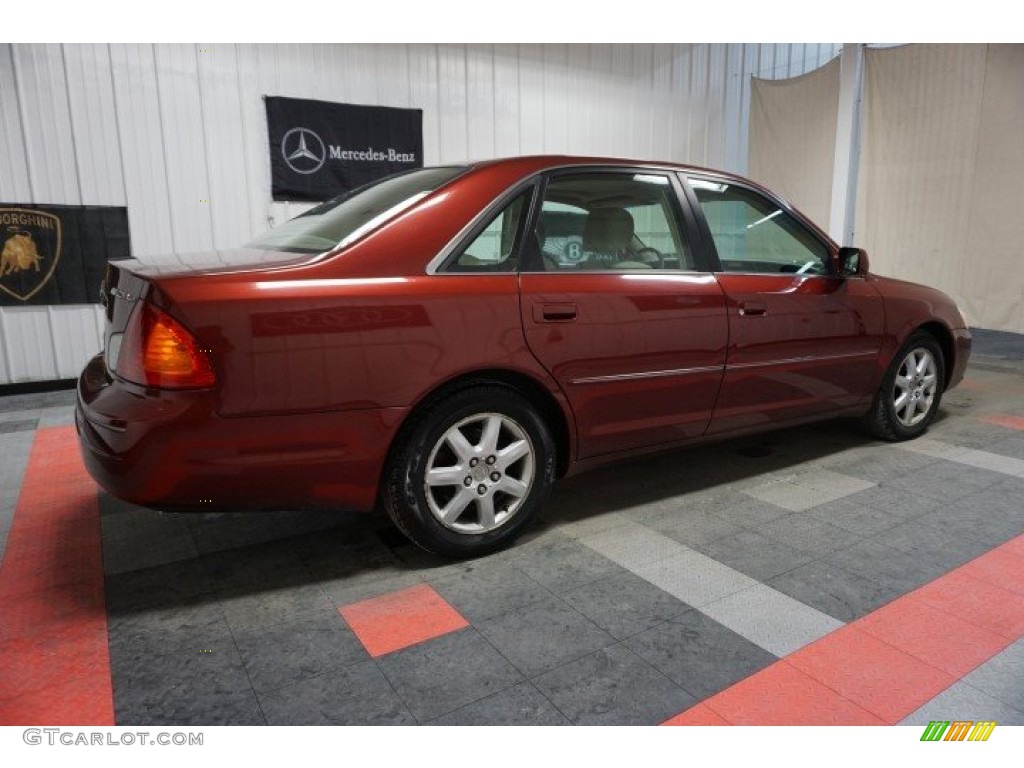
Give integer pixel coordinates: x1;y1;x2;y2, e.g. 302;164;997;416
265;96;424;202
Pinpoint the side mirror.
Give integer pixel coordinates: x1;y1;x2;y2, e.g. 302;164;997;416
837;246;869;277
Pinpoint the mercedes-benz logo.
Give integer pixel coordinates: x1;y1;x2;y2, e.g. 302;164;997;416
281;127;326;175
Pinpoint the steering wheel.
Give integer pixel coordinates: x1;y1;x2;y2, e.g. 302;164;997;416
796;260;820;275
635;247;665;269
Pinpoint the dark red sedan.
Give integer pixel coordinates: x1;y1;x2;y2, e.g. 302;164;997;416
77;156;971;556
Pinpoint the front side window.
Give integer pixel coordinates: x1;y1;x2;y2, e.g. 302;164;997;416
531;172;693;271
247;166;467;253
690;179;830;275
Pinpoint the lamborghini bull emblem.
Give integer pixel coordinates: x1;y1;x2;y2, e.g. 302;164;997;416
2;233;43;274
0;208;62;302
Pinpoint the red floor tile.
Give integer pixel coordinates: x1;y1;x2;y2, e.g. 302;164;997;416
0;579;106;643
854;596;1009;677
662;703;731;726
3;512;97;545
787;626;955;723
0;671;114;726
981;413;1024;431
698;661;885;725
958;546;1024;596
0;622;111;700
912;568;1024;640
1005;536;1024;559
678;534;1024;727
339;583;469;657
0;426;112;725
0;549;102;597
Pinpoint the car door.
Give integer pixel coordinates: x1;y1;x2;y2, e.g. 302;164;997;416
519;168;728;458
682;174;885;434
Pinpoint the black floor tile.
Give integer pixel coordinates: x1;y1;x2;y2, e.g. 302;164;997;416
989;436;1024;460
0;389;75;413
0;419;38;434
825;538;951;594
644;508;748;548
651;488;753;519
838;450;938;482
321;572;425;608
624;609;777;699
258;661;415;725
846;485;942;520
923;500;1024;548
233;610;368;693
432;562;552;624
758;513;863;558
953;485;1024;522
376;628;523;722
116;692;267;726
104;560;217;615
807;498;904;537
534;644;695;725
216;583;336;633
996;475;1024;498
112;646;254;722
562;571;690;641
767;559;904;622
305;543;414;598
883;464;993;503
971;327;1024;360
697;529;818;581
431;681;569;725
878;518;994;570
708;497;794;529
506;535;625;593
202;544;313;591
474;595;615;677
107;600;231;659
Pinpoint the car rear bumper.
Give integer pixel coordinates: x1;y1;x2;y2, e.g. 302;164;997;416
76;353;407;513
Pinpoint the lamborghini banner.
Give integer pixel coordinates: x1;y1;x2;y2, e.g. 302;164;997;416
0;204;130;306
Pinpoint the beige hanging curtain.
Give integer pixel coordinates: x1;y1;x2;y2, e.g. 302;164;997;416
856;44;1024;333
748;56;840;229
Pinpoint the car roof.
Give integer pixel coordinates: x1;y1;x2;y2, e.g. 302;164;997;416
464;154;754;185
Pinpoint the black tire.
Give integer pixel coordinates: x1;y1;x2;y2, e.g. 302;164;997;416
382;386;556;558
862;331;945;441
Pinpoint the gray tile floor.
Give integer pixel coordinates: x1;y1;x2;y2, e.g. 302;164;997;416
1;346;1023;725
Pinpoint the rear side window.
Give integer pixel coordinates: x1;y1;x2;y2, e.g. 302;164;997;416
529;172;694;271
444;190;533;273
247;166;467;253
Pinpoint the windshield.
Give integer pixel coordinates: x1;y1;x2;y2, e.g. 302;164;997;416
247;166;468;253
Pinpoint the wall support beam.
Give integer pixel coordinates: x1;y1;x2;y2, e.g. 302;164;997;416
828;43;865;245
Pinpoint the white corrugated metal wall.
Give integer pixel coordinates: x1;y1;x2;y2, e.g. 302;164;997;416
0;43;839;384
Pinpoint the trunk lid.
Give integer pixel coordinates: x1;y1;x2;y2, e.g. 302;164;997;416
101;248;313;374
101;247;317;329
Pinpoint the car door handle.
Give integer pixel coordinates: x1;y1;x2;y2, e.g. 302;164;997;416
535;303;577;322
738;302;767;317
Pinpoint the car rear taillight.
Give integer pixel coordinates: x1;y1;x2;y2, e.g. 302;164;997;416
117;301;216;389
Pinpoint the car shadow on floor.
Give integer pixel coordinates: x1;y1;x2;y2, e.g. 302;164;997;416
99;416;883;621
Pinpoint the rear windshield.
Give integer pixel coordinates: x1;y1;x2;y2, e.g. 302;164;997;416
247;166;467;253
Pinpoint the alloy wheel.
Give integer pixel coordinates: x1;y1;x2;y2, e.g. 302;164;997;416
892;347;939;427
423;412;535;534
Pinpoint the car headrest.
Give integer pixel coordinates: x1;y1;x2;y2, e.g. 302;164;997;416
582;208;635;253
